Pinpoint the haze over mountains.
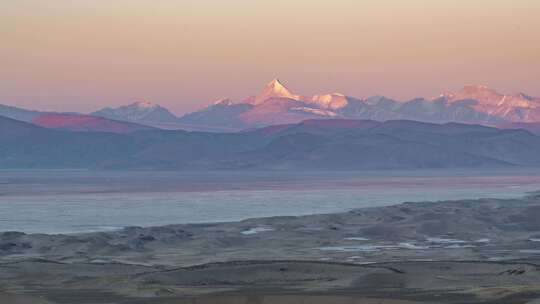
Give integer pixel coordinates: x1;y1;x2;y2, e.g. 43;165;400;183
1;79;540;134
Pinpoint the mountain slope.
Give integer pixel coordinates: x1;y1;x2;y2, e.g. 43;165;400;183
0;115;136;168
0;115;44;139
243;119;540;169
498;122;540;135
178;100;253;130
239;97;331;126
32;113;155;133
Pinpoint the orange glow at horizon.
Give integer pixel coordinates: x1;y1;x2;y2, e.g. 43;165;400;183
1;0;539;115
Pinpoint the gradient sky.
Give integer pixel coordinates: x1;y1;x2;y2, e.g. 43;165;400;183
1;0;539;115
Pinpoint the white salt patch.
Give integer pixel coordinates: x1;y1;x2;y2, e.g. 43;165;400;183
488;256;521;261
317;245;398;252
241;227;274;235
89;259;109;264
427;237;467;244
519;249;540;254
444;244;476;249
344;237;370;241
398;242;429;250
319;257;332;261
318;241;431;252
300;227;324;231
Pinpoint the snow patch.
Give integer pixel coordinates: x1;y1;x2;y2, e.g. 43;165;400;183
290;107;338;117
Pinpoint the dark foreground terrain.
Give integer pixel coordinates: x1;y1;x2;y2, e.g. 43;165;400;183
2;193;540;303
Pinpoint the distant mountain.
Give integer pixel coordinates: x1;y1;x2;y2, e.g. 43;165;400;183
0;115;136;168
245;119;540;169
179;79;539;130
92;101;179;125
0;104;48;122
90;101;228;132
2;116;540;170
32;113;155;133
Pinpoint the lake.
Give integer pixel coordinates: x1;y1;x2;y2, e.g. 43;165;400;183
0;169;539;234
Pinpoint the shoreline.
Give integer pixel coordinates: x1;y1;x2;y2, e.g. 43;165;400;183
3;189;540;236
2;191;540;255
2;170;540;234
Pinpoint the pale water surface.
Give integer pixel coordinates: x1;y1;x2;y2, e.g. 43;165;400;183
0;169;539;234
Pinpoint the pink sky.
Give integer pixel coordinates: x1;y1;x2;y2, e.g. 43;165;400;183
1;0;539;115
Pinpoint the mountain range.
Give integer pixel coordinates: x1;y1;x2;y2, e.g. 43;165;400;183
1;80;540;134
176;79;540;131
2;114;540;170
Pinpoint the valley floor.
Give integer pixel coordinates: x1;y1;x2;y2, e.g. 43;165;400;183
2;192;540;303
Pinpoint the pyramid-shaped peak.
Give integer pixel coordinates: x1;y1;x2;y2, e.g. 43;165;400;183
266;78;292;94
253;78;298;104
268;78;285;87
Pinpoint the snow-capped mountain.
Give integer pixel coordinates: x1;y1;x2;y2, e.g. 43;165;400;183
179;99;253;130
439;85;540;122
179;79;540;130
92;101;179;125
2;80;540;133
250;79;300;105
179;79;354;128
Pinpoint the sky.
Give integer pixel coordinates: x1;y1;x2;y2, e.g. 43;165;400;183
1;0;539;115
